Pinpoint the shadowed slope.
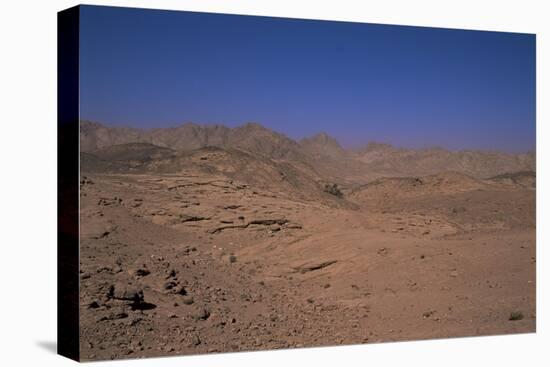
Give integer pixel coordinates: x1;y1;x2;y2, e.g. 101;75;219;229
81;121;535;183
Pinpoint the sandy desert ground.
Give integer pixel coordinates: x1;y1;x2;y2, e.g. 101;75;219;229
78;122;535;360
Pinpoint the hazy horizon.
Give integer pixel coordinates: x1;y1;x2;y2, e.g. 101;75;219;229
80;6;536;153
82;119;535;154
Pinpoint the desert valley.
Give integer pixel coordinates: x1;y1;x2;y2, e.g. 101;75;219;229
78;120;535;360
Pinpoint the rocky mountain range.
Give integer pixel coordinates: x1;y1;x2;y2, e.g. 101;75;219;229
80;120;535;183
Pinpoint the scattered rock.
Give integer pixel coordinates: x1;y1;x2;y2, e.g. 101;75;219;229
195;308;210;320
175;286;188;296
99;312;128;321
377;248;389;256
88;301;101;309
249;219;288;226
509;311;524;321
80;176;94;186
178;214;208;223
131;268;150;277
90;224;118;239
223;254;237;264
423;310;435;318
164;281;178;290
293;260;337;273
108;284;144;304
210;218;289;234
209;224;248;234
224;205;242;210
190;335;201;346
97;197;122;206
181;296;194;305
286;224;303;229
166;269;177;278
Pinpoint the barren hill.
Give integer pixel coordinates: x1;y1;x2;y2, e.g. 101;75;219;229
80;121;535;184
300;132;347;159
488;171;536;189
78;121;535;360
91;142;176;162
350;171;489;201
353;143;535;179
81;142;350;206
81;121;305;161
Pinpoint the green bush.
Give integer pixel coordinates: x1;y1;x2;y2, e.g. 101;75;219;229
324;183;343;198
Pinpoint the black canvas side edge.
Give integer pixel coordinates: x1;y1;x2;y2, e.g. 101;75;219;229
57;5;80;362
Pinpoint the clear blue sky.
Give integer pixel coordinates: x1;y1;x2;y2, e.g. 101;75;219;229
79;5;536;152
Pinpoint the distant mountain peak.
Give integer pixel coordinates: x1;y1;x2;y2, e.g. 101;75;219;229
239;122;267;131
301;132;341;147
299;132;345;158
79;120;536;180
